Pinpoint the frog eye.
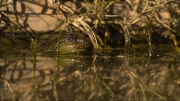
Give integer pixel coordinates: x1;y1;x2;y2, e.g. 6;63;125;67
66;34;76;42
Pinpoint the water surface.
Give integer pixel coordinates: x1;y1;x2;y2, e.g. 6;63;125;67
0;44;180;101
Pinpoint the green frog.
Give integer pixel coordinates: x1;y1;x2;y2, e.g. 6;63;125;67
57;33;93;53
34;26;93;54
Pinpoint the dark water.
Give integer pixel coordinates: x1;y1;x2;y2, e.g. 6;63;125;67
0;43;180;101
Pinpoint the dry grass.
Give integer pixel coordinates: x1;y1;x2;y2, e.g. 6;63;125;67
52;0;179;49
1;0;180;52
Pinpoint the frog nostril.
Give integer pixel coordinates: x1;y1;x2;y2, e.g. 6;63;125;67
66;34;76;42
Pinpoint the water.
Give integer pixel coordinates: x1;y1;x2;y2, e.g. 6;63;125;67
0;43;180;101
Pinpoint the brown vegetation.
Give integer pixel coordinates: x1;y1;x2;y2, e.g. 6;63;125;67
0;0;180;51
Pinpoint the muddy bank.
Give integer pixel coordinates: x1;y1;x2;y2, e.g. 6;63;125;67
0;0;179;33
0;0;180;51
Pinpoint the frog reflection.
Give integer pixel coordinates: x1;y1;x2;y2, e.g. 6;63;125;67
58;56;93;72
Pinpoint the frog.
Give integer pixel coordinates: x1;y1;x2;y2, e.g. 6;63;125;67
33;25;93;54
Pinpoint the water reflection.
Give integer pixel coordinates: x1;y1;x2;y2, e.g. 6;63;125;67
0;50;180;100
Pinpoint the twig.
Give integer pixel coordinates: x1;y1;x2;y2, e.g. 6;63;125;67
154;14;176;33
